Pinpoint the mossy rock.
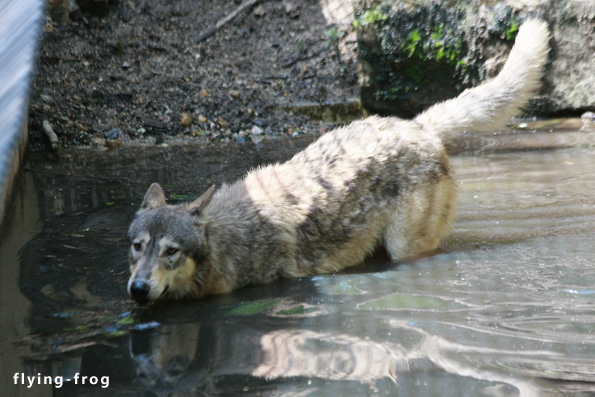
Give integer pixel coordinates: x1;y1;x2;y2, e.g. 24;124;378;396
356;1;528;117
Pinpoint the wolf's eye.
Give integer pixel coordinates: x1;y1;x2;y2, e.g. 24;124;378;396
133;243;142;251
167;247;178;255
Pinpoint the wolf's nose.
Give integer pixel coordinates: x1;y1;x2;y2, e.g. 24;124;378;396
130;280;150;303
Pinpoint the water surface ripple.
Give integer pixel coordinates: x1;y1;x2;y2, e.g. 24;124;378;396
2;140;595;396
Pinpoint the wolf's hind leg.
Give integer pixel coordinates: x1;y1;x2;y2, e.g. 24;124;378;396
384;178;457;261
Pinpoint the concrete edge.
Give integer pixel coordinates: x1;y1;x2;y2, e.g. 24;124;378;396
0;0;45;229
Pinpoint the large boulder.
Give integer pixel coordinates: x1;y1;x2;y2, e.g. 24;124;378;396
355;0;595;118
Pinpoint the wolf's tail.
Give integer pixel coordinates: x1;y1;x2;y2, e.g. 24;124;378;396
415;19;549;139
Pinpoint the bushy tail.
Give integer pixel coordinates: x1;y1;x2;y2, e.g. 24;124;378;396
415;19;550;138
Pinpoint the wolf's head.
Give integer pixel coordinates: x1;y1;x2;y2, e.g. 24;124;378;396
127;183;215;303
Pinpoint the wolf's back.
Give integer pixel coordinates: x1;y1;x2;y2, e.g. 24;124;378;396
415;19;550;139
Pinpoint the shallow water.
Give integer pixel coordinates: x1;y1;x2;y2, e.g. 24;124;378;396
2;132;595;396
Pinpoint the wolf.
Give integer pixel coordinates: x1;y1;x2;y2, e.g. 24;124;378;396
127;20;550;303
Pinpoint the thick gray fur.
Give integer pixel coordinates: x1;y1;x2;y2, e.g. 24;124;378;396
127;20;550;302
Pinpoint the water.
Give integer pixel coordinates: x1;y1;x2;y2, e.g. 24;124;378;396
2;132;595;396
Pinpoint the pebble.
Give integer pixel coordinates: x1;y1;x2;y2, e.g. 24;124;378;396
198;115;207;123
229;89;241;99
91;137;106;146
253;5;264;17
104;128;119;139
252;118;265;126
40;94;52;103
285;2;300;18
106;140;124;148
42;120;61;152
200;89;208;98
217;117;229;127
180;113;192;126
251;125;263;135
122;62;131;69
136;128;146;134
581;111;595;131
251;134;264;144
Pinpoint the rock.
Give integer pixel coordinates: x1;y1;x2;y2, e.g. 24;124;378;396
252;118;265;126
229;89;241;99
136;127;146;134
48;0;69;24
253;5;265;17
42;120;61;152
40;94;52;103
200;89;208;98
191;130;206;137
105;140;124;148
285;2;300;18
251;125;263;135
180;113;192;126
104;128;119;139
581;112;595;131
355;0;595;117
217;117;228;127
198;115;207;123
91;137;106;146
251;134;264;144
69;0;82;20
122;62;131;69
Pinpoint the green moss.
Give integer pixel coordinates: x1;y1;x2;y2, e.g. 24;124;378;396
358;293;467;311
505;15;519;41
403;29;422;56
104;330;127;339
354;7;387;28
228;299;281;316
62;325;89;332
117;315;134;325
276;306;318;316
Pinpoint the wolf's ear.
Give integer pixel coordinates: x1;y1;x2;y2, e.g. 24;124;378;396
188;185;216;216
140;183;166;210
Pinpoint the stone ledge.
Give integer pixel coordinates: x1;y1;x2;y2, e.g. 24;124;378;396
0;0;44;229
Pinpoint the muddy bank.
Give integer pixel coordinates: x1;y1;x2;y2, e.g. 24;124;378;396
28;0;361;150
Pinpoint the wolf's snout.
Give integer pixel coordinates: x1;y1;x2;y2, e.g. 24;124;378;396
130;280;151;303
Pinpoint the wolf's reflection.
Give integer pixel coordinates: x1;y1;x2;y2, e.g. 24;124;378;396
130;323;202;388
129;322;413;392
128;320;585;396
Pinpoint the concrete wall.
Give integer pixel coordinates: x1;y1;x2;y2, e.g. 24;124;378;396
0;0;44;229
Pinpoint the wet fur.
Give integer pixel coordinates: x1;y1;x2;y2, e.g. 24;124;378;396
127;20;550;302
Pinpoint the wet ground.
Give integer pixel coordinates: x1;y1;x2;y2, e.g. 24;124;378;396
2;127;595;396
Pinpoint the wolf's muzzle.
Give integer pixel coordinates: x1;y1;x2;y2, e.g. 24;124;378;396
130;280;151;303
